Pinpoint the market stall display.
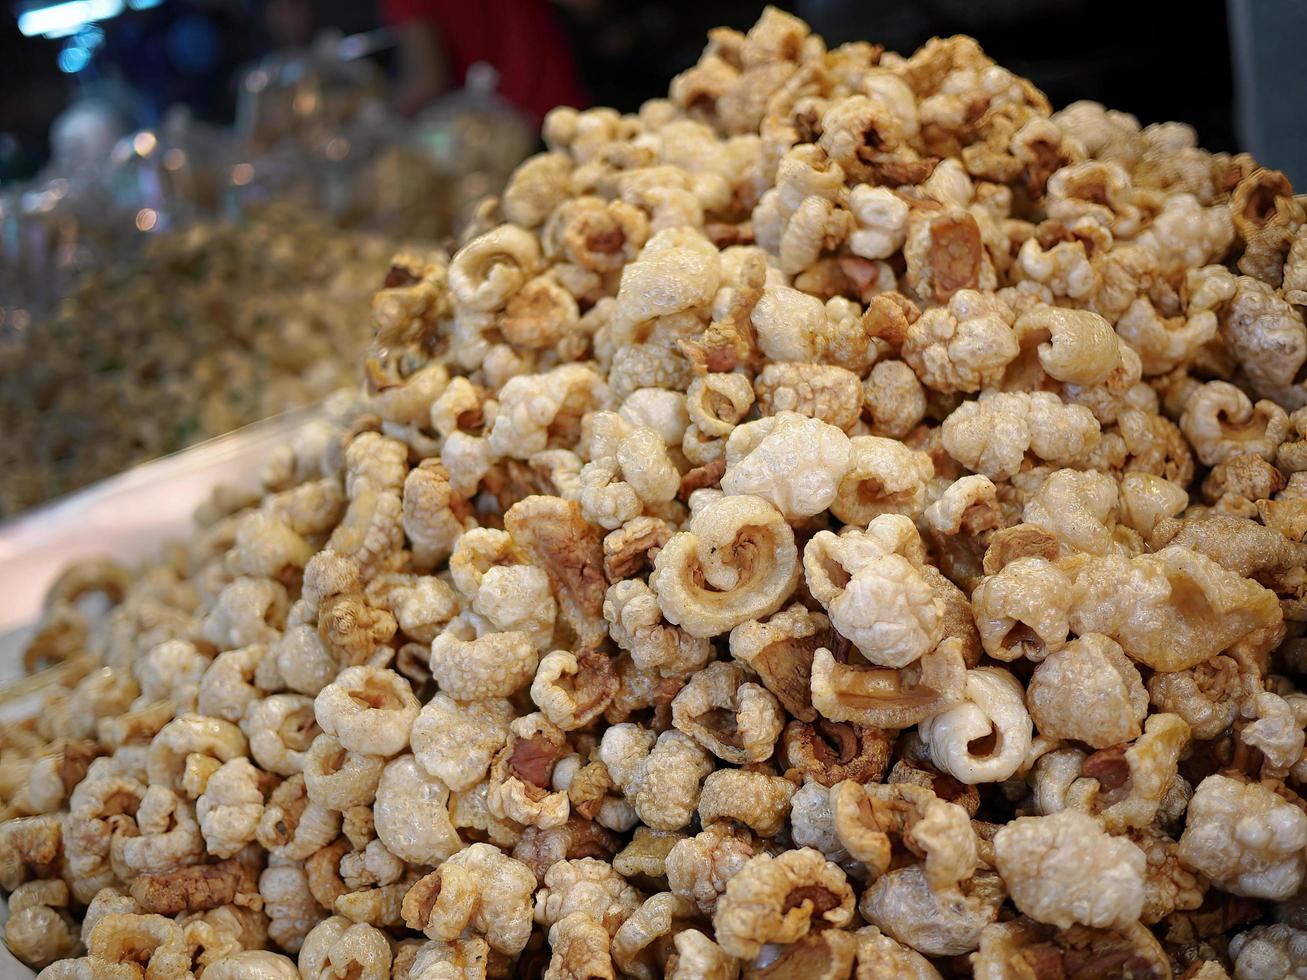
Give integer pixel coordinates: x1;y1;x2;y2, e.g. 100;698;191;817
4;7;1307;978
0;207;395;516
0;37;537;518
0;34;535;326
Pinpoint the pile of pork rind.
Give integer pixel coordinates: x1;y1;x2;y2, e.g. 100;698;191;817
6;7;1307;978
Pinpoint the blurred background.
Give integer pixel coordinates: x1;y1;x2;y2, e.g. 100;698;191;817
4;0;1305;181
0;0;1304;517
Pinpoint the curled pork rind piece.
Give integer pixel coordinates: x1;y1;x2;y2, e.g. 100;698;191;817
610;892;699;980
401;843;536;955
1240;691;1306;776
904;208;996;304
854;925;941;979
734;927;856;979
864;360;928;440
79;912;193;978
810;637;967;730
504;495;610;649
503;152;571;227
1180;380;1290;466
789;778;846;864
941;390;1100;480
531;649;619;732
1129;823;1205;927
148;714;248;793
0;815;63;893
533;858;642;938
260;862;321;953
1119;471;1189;538
373;755;461;865
650;493;799;638
831;436;935;526
488;365;609;461
115;785;205;883
729;603;829;722
859;866;1005;958
598;724;714;831
670;660;784;764
711;848;854;959
803;515;943;667
299;916;393;979
1177;774;1307;900
200;950;299;980
196;757;265;859
449;224;540;314
970;557;1072;662
1026;633;1147;748
664;824;757;917
402;937;490;980
1018;305;1122;386
919;666;1032;785
302;734;385;811
666;928;739;980
685;374;753;449
1146;655;1244;740
720;412;854;520
754;362;863;432
782;718;892;788
409;694;513;791
829;780;973;887
901;289;1019;392
603;579;711;677
1229;924;1307;980
402;461;470;571
1093;711;1191;833
544;912;616;980
610;227;721;343
314;666;419;758
486;712;571;830
993;809;1145;930
602;516;675;584
1022;468;1130;558
924;473;1001;539
1116;293;1221;378
255;774;340;862
5;879;79;969
1219;275;1307;405
427;629;539;700
697;769;796;838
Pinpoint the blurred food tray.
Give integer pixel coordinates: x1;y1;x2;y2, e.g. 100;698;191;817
0;407;319;977
0;406;319;708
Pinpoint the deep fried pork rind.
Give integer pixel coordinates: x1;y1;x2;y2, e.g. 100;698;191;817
12;9;1307;977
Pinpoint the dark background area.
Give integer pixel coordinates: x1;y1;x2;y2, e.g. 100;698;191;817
567;0;1237;151
0;0;1255;182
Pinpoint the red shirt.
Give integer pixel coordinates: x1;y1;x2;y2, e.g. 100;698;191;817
383;0;588;122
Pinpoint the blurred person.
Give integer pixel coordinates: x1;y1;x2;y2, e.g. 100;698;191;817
382;0;588;119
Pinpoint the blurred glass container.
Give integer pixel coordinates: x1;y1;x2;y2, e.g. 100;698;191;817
407;62;536;232
236;31;387;155
1;25;537;362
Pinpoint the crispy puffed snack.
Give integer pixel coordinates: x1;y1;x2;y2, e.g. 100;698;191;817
14;7;1307;976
